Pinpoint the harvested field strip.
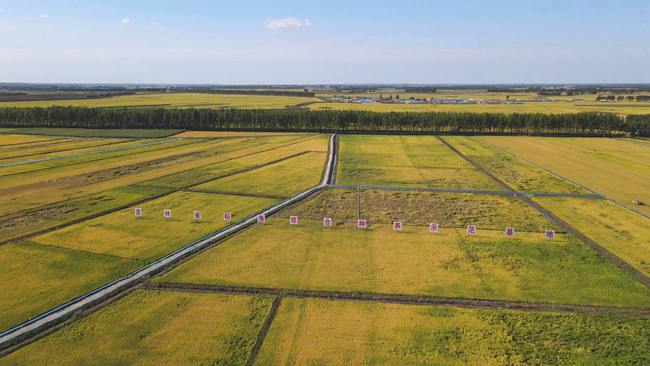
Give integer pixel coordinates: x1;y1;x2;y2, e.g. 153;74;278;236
2;291;273;365
255;297;650;365
148;283;650;317
440;136;650;290
158;220;650;308
0;241;142;331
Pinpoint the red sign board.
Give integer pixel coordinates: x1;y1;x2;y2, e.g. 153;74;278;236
289;216;298;225
466;225;476;235
257;214;266;223
505;227;515;238
544;230;555;239
393;221;403;231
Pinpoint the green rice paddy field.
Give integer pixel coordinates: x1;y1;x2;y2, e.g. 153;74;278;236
1;130;649;364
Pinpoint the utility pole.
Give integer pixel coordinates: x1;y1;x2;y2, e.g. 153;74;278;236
357;177;361;221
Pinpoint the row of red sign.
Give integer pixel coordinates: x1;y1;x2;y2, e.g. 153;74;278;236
274;216;555;239
135;208;556;239
134;208;232;221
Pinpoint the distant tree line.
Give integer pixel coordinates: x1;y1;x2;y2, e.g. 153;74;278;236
0;107;648;136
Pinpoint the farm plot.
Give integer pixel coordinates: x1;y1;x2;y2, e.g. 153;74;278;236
281;189;555;231
0;241;141;331
175;130;312;138
443;136;587;193
2;128;182;138
0;133;58;146
194;151;327;198
137;140;323;190
534;196;650;276
158;219;650;308
0;138;142;164
3;290;273;366
336;135;500;190
0;185;167;244
32;191;276;261
0;137;271;216
0;137;195;177
483;136;650;214
257;298;650;365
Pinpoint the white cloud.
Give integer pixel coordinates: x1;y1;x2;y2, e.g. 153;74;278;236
121;17;130;24
39;14;49;19
265;17;312;31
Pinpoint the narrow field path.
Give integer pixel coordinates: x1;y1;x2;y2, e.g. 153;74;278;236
245;296;283;366
0;134;337;353
0;138;183;168
438;136;650;290
147;282;650;317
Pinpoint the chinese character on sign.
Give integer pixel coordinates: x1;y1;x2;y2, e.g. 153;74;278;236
193;211;201;220
134;208;142;217
223;212;232;221
323;217;333;227
393;221;403;231
429;223;440;233
544;230;555;239
467;225;476;235
357;219;367;229
289;216;298;225
257;214;266;223
505;227;515;238
163;209;172;218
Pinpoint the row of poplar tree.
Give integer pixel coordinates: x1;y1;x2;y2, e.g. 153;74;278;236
0;107;648;136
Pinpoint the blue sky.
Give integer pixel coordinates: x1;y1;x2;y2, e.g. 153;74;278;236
1;0;649;84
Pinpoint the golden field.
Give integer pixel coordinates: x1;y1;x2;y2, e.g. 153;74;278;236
3;290;273;366
257;297;650;365
158;219;650;308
